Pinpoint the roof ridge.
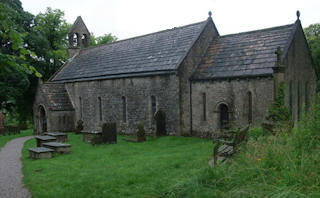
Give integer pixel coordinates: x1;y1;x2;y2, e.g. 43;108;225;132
220;23;295;38
81;20;207;52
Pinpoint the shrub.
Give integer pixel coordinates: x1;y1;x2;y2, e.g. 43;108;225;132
136;122;146;138
76;120;84;133
266;82;293;134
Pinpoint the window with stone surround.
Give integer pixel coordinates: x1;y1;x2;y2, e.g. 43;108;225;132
305;81;309;112
151;96;156;124
289;81;293;115
98;97;102;121
248;91;252;124
202;93;207;121
79;97;82;119
122;96;127;123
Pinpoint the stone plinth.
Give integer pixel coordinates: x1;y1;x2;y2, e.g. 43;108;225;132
42;142;71;154
35;136;57;147
28;147;54;159
45;132;68;142
82;131;102;143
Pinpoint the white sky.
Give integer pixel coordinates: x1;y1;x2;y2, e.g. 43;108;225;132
21;0;320;40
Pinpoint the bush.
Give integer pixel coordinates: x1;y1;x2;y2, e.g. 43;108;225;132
76;120;84;133
247;127;263;140
136;122;146;138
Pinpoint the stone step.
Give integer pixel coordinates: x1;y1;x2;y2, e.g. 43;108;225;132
42;142;71;154
35;136;57;147
28;147;55;159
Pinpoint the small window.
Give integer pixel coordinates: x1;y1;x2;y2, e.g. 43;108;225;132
219;104;229;129
305;81;309;112
73;33;79;47
151;96;157;123
248;91;252;124
202;93;206;121
297;81;301;120
81;34;88;47
79;97;82;119
98;97;102;121
122;96;127;123
289;81;293;114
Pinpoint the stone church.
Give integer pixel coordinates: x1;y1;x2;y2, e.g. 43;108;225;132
33;11;317;137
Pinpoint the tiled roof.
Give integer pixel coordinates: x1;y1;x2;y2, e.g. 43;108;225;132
40;83;74;111
52;20;208;82
192;23;298;80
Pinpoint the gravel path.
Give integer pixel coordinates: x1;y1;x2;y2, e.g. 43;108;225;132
0;136;34;198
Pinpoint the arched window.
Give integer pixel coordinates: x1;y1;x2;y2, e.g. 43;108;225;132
289;81;293;114
73;33;79;47
305;81;309;112
219;104;229;129
39;105;47;133
122;96;127;123
297;81;301;120
79;97;82;119
82;34;88;47
98;97;102;121
202;93;207;121
151;96;156;123
248;91;252;124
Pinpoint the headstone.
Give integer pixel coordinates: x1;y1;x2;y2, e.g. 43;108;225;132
0;112;5;135
102;122;117;144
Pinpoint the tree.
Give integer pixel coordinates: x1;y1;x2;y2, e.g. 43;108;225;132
0;1;40;114
27;7;70;80
90;33;117;46
304;23;320;77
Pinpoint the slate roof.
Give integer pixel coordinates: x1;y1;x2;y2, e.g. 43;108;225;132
192;22;298;80
40;83;74;111
52;20;208;82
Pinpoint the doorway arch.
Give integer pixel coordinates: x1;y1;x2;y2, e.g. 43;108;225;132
39;105;47;133
219;104;229;129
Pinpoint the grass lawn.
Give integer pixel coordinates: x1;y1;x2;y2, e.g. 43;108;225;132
22;134;213;198
0;129;33;150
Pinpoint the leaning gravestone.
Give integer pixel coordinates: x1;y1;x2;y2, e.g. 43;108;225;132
0;112;4;135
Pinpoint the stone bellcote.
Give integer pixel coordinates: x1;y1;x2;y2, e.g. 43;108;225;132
68;16;90;57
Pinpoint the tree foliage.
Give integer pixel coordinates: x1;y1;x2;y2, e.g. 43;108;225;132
90;33;117;46
304;23;320;77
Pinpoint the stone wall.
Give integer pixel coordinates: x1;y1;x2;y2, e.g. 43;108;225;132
178;19;219;135
191;77;274;138
283;24;317;124
65;74;180;135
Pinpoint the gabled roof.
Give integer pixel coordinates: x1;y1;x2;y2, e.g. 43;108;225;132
52;20;210;82
68;16;89;34
192;22;299;80
40;83;74;111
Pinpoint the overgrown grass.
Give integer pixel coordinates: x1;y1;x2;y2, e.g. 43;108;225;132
22;135;212;198
0;129;33;150
159;104;320;197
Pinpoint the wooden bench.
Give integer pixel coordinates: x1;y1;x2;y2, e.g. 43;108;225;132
44;132;68;142
28;147;55;159
35;136;57;147
42;142;71;154
210;125;249;167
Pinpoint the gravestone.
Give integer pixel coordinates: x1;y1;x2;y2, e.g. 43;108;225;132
102;122;117;144
0;112;4;135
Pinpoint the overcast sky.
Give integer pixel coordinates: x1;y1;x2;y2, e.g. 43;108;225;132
21;0;320;40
